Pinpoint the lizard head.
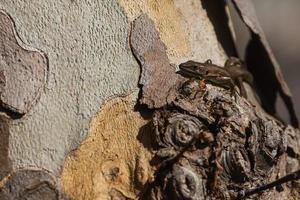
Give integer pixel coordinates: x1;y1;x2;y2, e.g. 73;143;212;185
225;57;244;68
178;60;209;78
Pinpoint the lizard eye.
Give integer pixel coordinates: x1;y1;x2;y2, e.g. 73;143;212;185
235;61;242;66
205;59;212;64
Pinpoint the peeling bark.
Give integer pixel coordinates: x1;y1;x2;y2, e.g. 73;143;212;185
230;0;298;127
130;14;182;108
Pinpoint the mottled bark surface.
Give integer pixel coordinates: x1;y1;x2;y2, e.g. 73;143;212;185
131;14;300;200
0;1;299;200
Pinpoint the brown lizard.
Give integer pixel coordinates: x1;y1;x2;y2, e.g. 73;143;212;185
178;57;253;98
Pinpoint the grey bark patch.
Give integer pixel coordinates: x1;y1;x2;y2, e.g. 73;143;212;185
0;10;48;115
0;169;65;200
130;14;182;108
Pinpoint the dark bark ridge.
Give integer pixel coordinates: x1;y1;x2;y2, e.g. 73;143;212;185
230;0;299;128
145;77;299;200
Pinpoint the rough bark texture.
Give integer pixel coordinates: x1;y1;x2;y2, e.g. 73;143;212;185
145;80;299;200
130;14;181;108
0;1;298;200
131;14;300;200
0;169;64;200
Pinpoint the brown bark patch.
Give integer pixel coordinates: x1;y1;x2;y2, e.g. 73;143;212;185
0;169;61;200
60;94;152;200
130;14;183;108
119;0;189;59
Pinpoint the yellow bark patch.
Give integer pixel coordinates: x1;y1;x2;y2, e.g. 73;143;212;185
119;0;189;59
60;94;152;200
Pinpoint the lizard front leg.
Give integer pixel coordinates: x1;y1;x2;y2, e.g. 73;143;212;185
235;77;247;98
210;76;237;98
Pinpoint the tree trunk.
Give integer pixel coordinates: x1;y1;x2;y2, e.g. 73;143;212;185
0;1;298;200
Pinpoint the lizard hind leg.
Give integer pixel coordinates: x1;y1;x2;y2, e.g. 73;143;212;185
226;79;239;100
230;87;239;102
236;77;248;99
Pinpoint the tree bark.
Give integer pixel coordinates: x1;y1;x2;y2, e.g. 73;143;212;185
0;1;298;200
